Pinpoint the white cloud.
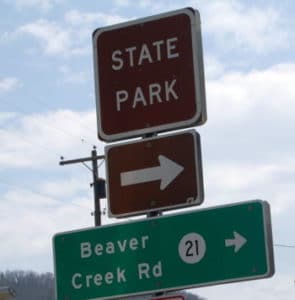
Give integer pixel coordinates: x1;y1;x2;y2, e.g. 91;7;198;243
204;55;225;79
206;163;277;191
114;0;130;7
134;0;178;11
198;0;288;52
0;188;93;271
206;63;295;123
63;71;88;84
134;0;290;53
39;177;90;198
58;65;89;84
196;62;295;220
0;31;11;43
108;0;290;54
0;109;100;169
0;112;18;124
0;77;22;93
64;9;128;27
19;19;73;55
10;0;63;11
204;161;295;215
17;9;129;56
12;1;290;57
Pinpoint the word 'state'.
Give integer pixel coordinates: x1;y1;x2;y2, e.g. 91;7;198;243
111;37;179;70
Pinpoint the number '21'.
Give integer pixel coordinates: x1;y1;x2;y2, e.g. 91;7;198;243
185;239;199;257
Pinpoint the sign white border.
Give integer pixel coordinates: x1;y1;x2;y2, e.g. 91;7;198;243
105;129;204;218
53;200;274;300
92;7;206;142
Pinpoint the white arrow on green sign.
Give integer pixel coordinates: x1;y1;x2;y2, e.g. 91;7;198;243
53;200;274;300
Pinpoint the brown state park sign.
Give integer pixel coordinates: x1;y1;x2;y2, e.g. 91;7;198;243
92;8;206;142
105;130;203;217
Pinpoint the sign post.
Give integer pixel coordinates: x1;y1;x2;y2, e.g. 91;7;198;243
54;6;275;300
53;200;274;300
92;8;206;141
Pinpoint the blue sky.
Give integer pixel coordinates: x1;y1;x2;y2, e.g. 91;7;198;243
0;0;295;299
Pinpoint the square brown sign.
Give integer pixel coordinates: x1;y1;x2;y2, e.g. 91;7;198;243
105;130;203;217
93;8;206;141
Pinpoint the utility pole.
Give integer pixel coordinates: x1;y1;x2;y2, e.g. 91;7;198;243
59;147;105;226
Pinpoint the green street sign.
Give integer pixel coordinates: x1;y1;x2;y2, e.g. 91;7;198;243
53;200;274;300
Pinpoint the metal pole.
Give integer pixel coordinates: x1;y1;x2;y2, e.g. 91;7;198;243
91;149;101;226
143;133;162;219
59;150;105;227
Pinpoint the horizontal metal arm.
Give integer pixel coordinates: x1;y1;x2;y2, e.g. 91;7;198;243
59;155;105;165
